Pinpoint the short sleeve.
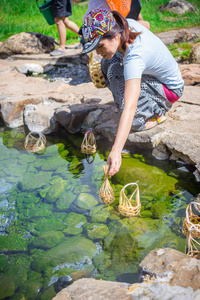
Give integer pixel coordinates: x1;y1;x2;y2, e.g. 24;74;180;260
124;54;145;81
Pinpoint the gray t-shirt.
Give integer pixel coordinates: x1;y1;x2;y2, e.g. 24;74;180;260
124;19;184;90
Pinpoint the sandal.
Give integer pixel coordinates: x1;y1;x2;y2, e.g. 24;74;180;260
50;49;67;56
133;115;167;132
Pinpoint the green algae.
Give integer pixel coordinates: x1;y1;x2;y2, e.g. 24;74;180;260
0;126;199;300
31;231;65;249
76;193;98;210
0;235;28;252
115;157;178;200
84;223;109;240
31;235;96;272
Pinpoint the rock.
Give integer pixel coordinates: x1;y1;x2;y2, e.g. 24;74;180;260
52;278;132;300
31;235;96;272
174;29;199;44
16;63;44;75
189;43;200;64
76;193;98;210
56;191;77;211
63;213;86;235
0;32;55;57
152;143;170;160
139;248;200;290
54;100;105;134
31;231;65;249
0;276;15;299
159;0;199;14
179;64;200;85
84;223;109;240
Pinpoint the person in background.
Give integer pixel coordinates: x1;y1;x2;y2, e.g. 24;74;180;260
83;0;150;29
50;0;81;56
81;9;184;176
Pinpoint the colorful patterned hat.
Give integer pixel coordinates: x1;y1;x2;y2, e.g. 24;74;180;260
81;9;116;54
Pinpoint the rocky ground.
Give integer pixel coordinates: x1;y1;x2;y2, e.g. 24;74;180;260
0;27;200;299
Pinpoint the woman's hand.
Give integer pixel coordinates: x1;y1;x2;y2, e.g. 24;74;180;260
107;149;122;177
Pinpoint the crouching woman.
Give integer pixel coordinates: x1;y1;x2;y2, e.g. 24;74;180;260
81;9;184;176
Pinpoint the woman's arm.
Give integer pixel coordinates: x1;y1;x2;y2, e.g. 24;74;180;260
107;78;141;176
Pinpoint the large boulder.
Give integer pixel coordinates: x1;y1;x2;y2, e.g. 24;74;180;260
189;43;200;64
0;32;56;56
159;0;199;14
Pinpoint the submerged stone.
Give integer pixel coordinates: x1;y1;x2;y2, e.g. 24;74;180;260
31;235;96;272
0;234;28;252
19;171;52;190
56;190;76;211
31;231;65;249
115;158;178;200
0;276;15;299
76;193;98;210
93;252;112;273
84;223;109;240
46;179;68;203
90;205;110;223
40;285;56;300
63;212;87;235
34;217;66;233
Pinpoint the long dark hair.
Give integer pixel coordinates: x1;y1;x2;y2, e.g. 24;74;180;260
102;10;141;51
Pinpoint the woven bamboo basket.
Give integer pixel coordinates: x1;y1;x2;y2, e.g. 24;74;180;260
182;202;200;239
89;51;106;89
186;229;200;257
24;132;46;153
81;130;96;154
99;165;115;204
118;182;140;217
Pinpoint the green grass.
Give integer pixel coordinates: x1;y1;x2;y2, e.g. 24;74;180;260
0;0;199;44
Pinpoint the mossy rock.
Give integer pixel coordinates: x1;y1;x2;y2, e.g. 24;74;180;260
9;293;26;300
19;171;52;191
18;280;43;300
31;231;65;249
73;184;91;194
150;202;170;219
90;205;110;223
0;276;15;299
115;158;178;200
63;212;86;235
40;285;56;300
34;217;66;233
76;193;98;210
41;155;67;171
46;179;68;203
84;223;109;240
93;251;112;272
0;254;8;271
0;235;28;252
31;235;96;272
56;190;76;211
25;203;53;219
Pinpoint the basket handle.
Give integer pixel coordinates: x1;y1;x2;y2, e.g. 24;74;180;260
89;51;94;70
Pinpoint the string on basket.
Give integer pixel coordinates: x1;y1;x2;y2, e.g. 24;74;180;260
118;181;140;217
81;130;96;154
99;165;115;204
24;131;46;153
89;52;106;89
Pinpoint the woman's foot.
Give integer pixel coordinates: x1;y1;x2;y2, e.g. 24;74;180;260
143;115;167;131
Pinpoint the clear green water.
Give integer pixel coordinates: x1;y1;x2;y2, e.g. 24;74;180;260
0;124;200;300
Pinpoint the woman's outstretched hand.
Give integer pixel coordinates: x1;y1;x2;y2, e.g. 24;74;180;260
107;150;122;177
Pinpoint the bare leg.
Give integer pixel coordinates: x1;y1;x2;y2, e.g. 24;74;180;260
64;17;80;36
54;16;67;51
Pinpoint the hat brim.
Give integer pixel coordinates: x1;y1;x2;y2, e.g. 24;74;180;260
81;36;102;54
